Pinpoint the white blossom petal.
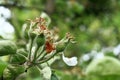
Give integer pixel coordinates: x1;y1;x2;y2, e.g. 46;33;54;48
82;54;90;61
0;6;11;19
41;66;52;80
113;44;120;55
94;52;104;59
62;53;78;66
0;18;14;39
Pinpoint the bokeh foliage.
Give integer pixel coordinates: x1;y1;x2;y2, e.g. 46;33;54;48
1;0;120;80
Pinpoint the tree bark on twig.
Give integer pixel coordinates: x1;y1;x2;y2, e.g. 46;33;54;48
45;0;55;15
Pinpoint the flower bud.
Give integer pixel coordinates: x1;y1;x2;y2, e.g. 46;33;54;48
56;33;75;53
56;42;67;53
36;34;45;47
29;32;36;41
0;40;17;56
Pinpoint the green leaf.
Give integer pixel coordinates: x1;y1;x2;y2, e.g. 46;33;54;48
0;36;3;39
10;49;28;64
0;60;8;77
27;66;43;80
51;73;59;80
86;56;120;80
0;40;17;56
3;65;25;80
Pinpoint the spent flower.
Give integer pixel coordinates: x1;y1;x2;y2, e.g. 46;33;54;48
19;14;78;79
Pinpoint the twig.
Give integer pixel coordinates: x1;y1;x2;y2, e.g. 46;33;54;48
0;3;43;10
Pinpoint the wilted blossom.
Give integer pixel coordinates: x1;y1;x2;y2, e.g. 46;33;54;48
17;15;78;80
23;15;77;68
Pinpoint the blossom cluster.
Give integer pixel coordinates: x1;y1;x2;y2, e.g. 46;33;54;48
23;16;78;68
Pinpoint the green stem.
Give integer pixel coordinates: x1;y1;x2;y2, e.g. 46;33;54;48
36;65;42;73
34;51;57;64
15;72;26;80
17;53;28;60
33;45;39;62
32;36;39;62
28;39;33;61
27;23;33;61
36;45;45;59
37;51;47;61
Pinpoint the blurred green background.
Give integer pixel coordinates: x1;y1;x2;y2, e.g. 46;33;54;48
1;0;120;80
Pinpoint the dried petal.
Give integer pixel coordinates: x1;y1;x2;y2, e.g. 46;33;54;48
39;25;46;30
45;41;55;53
